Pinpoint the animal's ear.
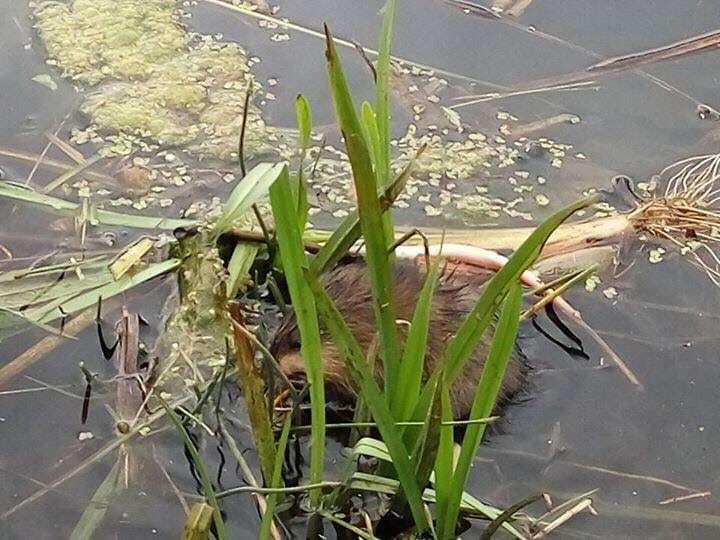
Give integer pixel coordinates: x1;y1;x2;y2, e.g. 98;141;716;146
290;334;302;349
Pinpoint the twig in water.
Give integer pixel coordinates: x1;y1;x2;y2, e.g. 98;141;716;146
522;265;599;320
532;498;593;539
25;119;68;186
507;113;580;139
238;80;252;177
41;154;104;194
480;493;543;540
659;491;712;506
200;0;504;88
152;444;191;515
0;305;99;388
44;130;86;164
353;40;378;81
389;228;432;271
0;402;181;519
506;0;536;17
480;446;704;494
455;28;720;108
214;481;342;500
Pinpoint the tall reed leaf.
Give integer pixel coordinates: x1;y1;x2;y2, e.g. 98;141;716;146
375;0;396;248
160;399;227;540
309;154;416;276
432;382;454;522
226;243;259;299
375;0;395;185
306;272;429;533
30;258;180;324
393;259;441;422
259;414;292;539
0;181;195;230
295;94;312;151
268;165;325;505
441;195;597;384
294;94;312;232
408;196;596;448
324;24;400;400
361;101;381;173
436;283;522;539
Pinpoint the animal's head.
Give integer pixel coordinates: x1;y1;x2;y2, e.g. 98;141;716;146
270;315;354;397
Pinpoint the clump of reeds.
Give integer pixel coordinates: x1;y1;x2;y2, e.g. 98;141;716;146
260;3;596;537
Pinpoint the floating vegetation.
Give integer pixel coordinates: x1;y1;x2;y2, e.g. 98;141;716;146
34;0;187;85
33;0;587;230
30;0;596;244
34;0;277;163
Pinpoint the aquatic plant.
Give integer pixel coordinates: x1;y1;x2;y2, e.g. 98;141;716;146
263;6;594;536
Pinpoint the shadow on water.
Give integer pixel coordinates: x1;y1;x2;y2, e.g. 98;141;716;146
2;0;720;537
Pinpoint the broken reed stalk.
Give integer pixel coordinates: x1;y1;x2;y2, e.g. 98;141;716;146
0;303;107;388
227;302;277;483
403;153;720;285
223;153;720;297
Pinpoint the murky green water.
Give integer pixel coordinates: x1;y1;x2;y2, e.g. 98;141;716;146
2;0;720;538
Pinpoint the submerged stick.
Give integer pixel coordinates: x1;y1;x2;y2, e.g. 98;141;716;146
0;305;97;388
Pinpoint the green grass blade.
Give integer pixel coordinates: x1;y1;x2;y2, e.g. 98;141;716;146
306;272;429;532
347;469;525;538
269;166;325;506
295;94;312;150
325;25;400;398
29;259;180;324
442;195;598;385
408;375;442;497
374;0;396;252
361;101;381;172
214;162;286;235
160;399;227;540
405;198;592;450
259;414;292;539
69;458;122;540
226;243;259;299
375;0;395;189
309;156;414;275
0;181;196;230
394;260;440;421
432;380;454;533
295;94;312;232
439;282;523;539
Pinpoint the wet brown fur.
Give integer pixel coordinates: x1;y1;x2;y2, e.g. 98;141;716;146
270;260;527;419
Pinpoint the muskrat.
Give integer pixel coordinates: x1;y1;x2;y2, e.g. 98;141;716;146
270;259;527;419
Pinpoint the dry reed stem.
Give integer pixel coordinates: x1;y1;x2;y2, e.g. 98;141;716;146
0;306;97;388
630;152;720;287
532;498;593;539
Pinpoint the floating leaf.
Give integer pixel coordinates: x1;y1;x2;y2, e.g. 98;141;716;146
31;73;58;91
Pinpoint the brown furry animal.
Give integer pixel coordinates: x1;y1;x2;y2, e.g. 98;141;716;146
270;260;526;418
